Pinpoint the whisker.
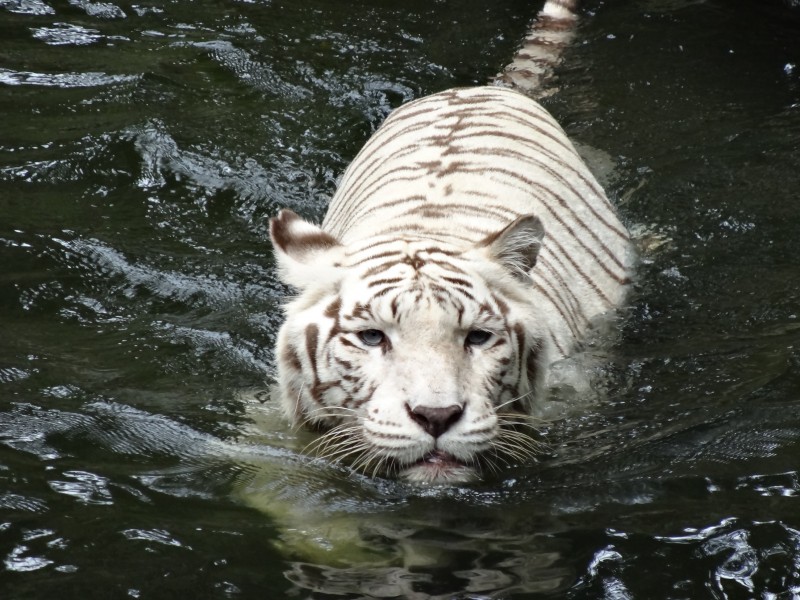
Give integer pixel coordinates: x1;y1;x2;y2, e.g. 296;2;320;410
315;436;371;468
311;435;357;460
307;405;359;419
487;422;544;464
491;443;521;465
496;420;538;435
294;403;362;433
302;422;361;455
496;407;537;421
286;382;546;482
482;451;505;475
495;391;534;412
328;444;371;466
287;385;310;433
494;438;541;458
370;455;389;479
490;442;526;464
497;427;542;447
311;439;348;460
306;437;362;464
299;407;356;429
350;451;375;474
352;446;393;477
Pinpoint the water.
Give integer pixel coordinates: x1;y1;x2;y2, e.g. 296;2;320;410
2;0;800;597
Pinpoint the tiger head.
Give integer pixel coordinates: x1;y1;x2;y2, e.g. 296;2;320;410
269;209;550;484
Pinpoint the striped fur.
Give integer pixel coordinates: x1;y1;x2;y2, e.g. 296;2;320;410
269;1;634;484
494;0;580;97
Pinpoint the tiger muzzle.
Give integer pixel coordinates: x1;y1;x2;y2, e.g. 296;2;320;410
406;403;464;438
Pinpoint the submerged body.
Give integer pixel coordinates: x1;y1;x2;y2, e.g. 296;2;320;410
270;86;634;483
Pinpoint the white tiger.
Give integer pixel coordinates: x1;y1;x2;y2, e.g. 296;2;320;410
268;0;634;485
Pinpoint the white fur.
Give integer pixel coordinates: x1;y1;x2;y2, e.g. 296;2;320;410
269;87;633;483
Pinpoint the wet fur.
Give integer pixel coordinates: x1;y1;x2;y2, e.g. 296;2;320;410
268;1;633;483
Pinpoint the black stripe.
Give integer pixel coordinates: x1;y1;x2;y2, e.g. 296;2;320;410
537;254;587;329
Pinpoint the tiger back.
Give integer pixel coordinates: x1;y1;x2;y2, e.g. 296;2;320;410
268;3;634;484
324;86;633;358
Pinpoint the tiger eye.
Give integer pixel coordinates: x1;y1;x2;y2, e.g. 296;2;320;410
358;329;385;346
465;330;492;346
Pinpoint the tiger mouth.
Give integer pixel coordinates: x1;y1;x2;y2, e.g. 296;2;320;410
416;450;464;467
400;450;476;484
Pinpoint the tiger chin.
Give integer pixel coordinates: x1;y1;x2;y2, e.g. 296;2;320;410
268;86;634;485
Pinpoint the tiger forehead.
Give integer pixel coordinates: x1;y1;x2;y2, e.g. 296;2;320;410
354;252;475;298
334;269;506;329
402;253;426;271
360;252;434;277
332;238;508;326
364;254;467;288
343;238;463;271
336;290;504;327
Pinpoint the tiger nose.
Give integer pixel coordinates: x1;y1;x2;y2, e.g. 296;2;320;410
407;404;464;438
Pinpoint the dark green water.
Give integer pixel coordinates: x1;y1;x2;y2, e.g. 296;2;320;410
2;0;800;598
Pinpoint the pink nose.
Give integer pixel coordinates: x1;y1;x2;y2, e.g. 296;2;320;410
406;404;464;438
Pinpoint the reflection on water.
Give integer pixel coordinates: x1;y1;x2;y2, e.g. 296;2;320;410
2;0;800;597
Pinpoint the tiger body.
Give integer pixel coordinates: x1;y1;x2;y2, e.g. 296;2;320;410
324;86;632;358
270;86;634;484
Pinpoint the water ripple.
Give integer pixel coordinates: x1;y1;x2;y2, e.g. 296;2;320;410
121;528;190;549
702;528;758;594
48;471;114;506
0;493;48;513
0;400;224;463
0;366;32;383
127;119;286;210
52;236;269;309
741;471;800;497
84;401;220;459
187;39;310;100
0;403;93;460
155;322;271;374
4;545;54;572
68;0;126;19
0;68;140;88
284;564;430;599
0;132;115;184
0;0;54;15
31;23;107;46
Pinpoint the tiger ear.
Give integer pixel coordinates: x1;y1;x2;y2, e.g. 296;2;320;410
269;209;344;291
474;215;545;279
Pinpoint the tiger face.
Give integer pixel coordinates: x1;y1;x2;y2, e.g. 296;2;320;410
270;209;550;484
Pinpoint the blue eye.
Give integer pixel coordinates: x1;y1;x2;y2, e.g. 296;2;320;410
358;329;385;346
465;330;492;346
